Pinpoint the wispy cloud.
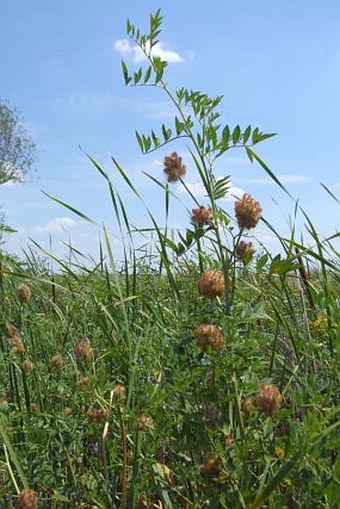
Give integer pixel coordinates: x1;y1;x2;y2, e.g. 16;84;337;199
115;39;183;64
34;217;77;234
235;173;312;186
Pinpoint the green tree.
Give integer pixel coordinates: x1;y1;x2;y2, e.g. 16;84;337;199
0;99;36;184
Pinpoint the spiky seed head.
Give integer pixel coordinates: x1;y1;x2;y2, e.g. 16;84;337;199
163;152;186;182
5;322;18;337
18;489;38;509
22;359;34;373
236;240;256;260
74;338;93;363
194;324;224;352
9;337;26;354
18;283;32;303
111;384;126;405
198;269;225;298
191;206;213;227
50;354;65;369
256;383;283;416
235;193;262;230
135;415;154;431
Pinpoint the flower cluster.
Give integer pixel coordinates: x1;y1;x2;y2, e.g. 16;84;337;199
18;489;38;509
194;324;224;352
191;205;213;227
74;338;93;363
235;193;262;230
163;152;186;182
198;269;225;298
236;240;256;260
256;383;283;416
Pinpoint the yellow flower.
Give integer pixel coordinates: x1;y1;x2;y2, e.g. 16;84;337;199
312;314;328;332
275;446;285;460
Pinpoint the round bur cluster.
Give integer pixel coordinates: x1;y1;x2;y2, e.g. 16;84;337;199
18;283;32;304
74;338;93;363
235;193;262;230
18;489;39;509
256;383;283;416
22;360;34;373
163;152;186;182
236;240;256;260
50;354;65;369
191;206;213;227
195;324;224;352
198;269;225;298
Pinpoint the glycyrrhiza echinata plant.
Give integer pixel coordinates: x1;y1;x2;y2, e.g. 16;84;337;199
120;8;279;313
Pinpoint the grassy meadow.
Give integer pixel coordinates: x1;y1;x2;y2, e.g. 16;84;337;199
0;10;339;509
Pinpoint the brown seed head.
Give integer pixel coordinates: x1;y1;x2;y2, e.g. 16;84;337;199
18;283;32;304
5;322;18;337
236;240;256;260
111;384;126;405
74;338;93;363
135;415;154;431
199;452;222;478
163;152;186;182
256;383;283;416
18;489;38;509
191;206;214;227
242;397;255;415
86;407;108;422
30;402;40;413
9;337;26;354
198;269;225;298
22;359;34;373
50;354;65;369
194;324;224;352
235;193;262;230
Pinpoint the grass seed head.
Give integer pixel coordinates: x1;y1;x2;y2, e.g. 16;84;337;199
235;193;262;230
198;269;225;298
256;383;283;416
163;152;186;182
18;489;38;509
17;283;32;304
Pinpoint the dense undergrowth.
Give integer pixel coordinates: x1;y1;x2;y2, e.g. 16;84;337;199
0;9;339;509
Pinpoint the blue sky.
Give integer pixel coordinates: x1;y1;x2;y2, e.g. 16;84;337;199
1;0;340;262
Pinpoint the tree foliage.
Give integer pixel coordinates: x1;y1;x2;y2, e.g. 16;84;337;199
0;99;36;183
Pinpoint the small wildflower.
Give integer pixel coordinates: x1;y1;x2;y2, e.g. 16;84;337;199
50;354;65;369
18;488;38;509
199;452;222;478
74;338;93;363
191;206;213;227
5;322;18;337
198;269;225;298
163;152;186;182
242;397;254;415
135;415;154;431
235;193;262;230
63;407;73;416
256;383;283;416
194;324;224;352
312;314;328;332
17;283;32;304
22;359;34;373
9;337;26;354
275;446;285;460
111;384;126;405
235;240;256;260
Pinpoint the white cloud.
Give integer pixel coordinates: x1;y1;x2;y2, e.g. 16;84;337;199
34;217;77;234
115;38;183;64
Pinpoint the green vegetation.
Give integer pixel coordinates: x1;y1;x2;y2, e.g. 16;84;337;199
0;10;339;508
